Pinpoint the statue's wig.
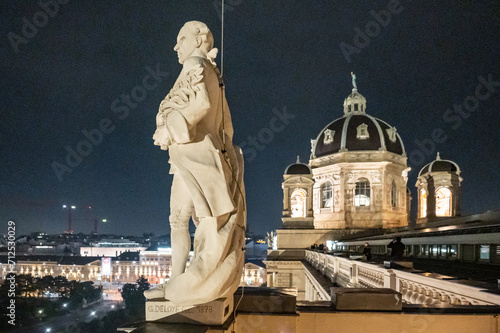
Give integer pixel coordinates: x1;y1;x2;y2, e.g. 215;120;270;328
183;21;214;53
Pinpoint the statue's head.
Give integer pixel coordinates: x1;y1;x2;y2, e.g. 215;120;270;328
174;21;214;64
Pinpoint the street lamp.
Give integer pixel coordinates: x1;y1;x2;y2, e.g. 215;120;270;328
62;205;76;233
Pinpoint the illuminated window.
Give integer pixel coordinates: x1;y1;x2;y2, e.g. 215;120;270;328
420;189;427;218
391;181;397;208
440;245;447;258
290;189;307;218
354;178;370;206
321;181;333;208
435;187;452;217
480;245;490;260
431;245;438;257
449;245;457;258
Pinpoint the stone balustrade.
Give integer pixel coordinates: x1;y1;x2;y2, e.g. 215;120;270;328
304;250;500;306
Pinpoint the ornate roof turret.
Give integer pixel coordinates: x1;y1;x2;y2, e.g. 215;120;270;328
343;72;367;115
284;155;311;175
419;152;461;177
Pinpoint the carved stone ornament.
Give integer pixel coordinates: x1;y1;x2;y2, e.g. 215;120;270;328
370;171;381;183
356;123;369;140
310;139;317;154
347;172;359;184
345;189;353;205
386;126;398;142
402;167;411;182
323;129;335;144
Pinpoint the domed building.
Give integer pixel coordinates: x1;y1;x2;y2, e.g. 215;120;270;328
416;152;462;223
279;75;410;248
309;77;410;230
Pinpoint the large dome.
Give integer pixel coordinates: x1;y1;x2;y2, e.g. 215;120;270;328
312;85;405;158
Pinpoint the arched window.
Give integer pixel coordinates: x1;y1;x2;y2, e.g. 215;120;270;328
321;181;333;208
435;187;452;217
354;178;370;206
391;181;397;208
290;189;307;218
420;189;427;218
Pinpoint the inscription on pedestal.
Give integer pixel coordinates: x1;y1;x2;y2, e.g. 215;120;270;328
146;297;232;325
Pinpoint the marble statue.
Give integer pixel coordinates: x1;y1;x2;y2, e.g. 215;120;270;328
145;21;246;306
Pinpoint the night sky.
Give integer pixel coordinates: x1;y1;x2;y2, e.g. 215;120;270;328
1;1;499;237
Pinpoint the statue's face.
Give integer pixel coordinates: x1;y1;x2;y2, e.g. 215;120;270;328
174;26;199;64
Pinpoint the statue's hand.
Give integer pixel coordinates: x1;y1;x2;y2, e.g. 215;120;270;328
153;126;172;150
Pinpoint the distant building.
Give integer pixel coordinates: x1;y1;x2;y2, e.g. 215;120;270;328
1;256;101;282
1;240;262;290
240;261;266;287
80;238;147;257
138;243;191;285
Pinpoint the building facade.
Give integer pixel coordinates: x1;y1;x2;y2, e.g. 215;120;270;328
277;78;411;249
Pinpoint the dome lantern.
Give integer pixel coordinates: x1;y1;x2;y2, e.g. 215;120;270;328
343;73;367;116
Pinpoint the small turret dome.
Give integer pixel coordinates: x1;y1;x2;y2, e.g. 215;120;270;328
419;152;460;177
285;156;311;175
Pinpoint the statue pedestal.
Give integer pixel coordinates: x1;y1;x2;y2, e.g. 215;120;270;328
145;297;233;325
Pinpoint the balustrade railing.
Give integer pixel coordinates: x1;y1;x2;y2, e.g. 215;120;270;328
304;250;500;306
